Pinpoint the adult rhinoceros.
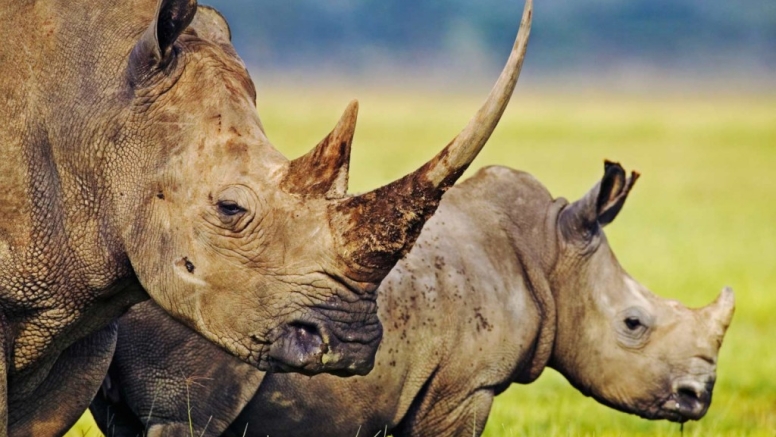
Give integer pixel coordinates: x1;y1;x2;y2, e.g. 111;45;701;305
0;0;531;434
91;162;734;437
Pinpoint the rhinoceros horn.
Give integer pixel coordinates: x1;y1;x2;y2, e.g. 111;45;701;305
701;287;735;344
284;0;533;282
283;100;358;198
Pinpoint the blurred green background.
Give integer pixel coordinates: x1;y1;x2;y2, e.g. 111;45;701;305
70;87;775;436
206;0;775;88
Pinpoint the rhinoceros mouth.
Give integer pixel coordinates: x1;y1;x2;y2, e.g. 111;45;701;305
262;303;382;376
265;321;329;374
590;382;710;423
658;385;711;422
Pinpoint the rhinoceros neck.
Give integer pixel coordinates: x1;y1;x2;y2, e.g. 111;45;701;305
489;172;565;384
446;166;559;385
502;195;562;385
0;0;155;373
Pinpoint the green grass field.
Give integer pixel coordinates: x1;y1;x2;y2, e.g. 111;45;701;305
66;86;776;436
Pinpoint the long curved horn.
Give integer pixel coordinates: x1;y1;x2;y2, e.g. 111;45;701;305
421;0;533;187
330;0;533;282
283;100;358;198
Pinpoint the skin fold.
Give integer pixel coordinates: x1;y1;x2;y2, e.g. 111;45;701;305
91;162;734;437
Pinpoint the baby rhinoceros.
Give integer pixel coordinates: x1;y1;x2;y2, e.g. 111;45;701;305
92;162;734;437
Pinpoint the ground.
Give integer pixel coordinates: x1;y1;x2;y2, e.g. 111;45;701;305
66;85;776;437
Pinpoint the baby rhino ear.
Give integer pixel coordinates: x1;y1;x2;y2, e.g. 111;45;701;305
560;160;640;240
596;160;640;226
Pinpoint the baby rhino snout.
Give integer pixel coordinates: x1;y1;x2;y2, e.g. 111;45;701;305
664;378;715;422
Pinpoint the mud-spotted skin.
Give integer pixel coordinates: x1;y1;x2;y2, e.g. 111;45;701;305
91;163;734;437
0;0;532;434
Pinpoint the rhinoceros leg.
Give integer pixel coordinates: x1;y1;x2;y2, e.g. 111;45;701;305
90;301;264;437
7;322;118;437
393;388;495;437
90;370;146;437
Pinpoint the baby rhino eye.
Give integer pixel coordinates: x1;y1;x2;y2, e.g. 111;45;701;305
616;307;652;348
624;316;642;330
217;200;245;216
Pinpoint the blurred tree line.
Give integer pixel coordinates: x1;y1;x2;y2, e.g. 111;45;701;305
205;0;774;76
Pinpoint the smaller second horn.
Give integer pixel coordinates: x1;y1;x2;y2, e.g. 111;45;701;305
283;100;358;198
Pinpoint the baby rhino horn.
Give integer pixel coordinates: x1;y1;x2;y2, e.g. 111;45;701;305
703;287;735;343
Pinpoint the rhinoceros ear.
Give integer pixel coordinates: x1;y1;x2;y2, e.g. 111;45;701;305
561;161;639;238
129;0;198;83
190;5;231;44
595;160;640;226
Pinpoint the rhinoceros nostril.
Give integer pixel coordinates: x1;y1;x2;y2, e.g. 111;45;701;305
287;322;329;355
677;386;700;402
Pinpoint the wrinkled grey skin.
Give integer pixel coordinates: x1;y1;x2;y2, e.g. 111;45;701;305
0;0;531;434
91;162;735;437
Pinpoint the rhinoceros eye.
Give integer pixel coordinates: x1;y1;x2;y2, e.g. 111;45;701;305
217;200;246;217
616;307;652;348
624;317;642;330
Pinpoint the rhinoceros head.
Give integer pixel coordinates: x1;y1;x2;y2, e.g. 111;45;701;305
549;162;735;422
117;0;532;376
